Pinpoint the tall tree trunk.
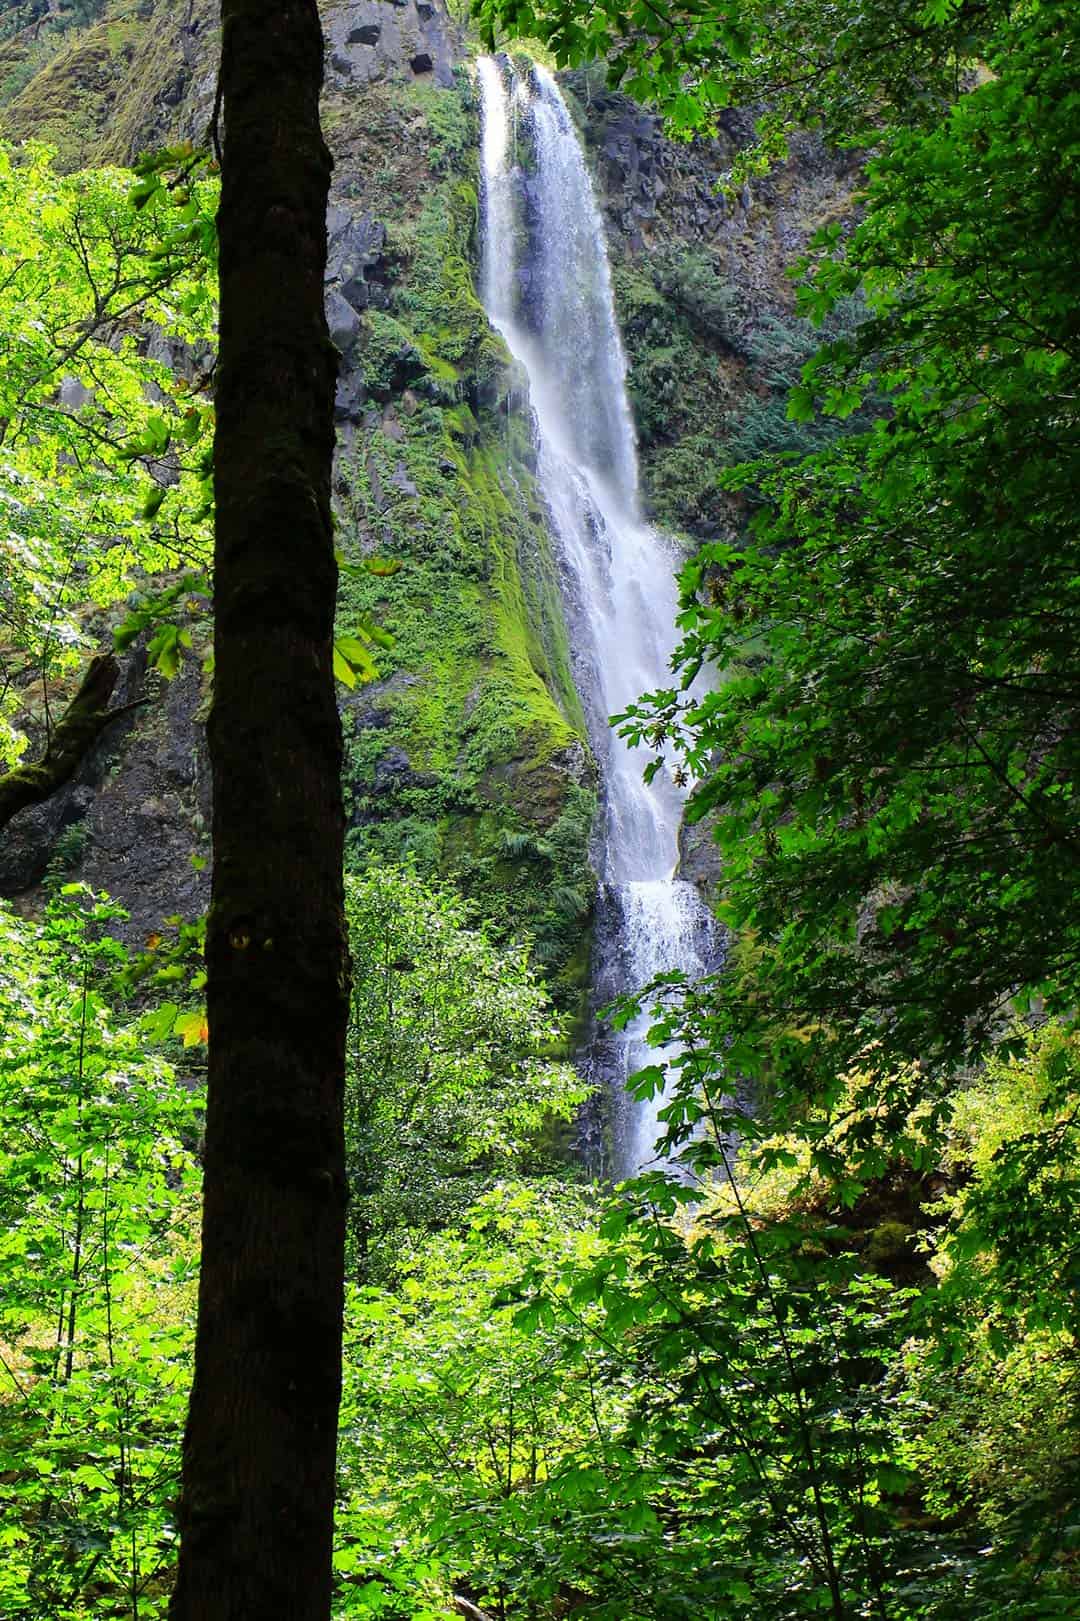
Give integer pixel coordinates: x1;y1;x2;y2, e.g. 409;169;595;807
169;3;347;1619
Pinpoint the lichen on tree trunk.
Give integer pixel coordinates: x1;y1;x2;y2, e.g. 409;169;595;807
168;3;348;1619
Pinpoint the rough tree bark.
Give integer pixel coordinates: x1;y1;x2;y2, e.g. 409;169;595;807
168;3;348;1619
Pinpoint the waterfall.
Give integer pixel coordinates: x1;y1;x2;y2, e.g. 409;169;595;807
477;56;716;1178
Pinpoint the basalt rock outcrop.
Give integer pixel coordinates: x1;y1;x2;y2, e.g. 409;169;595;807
323;0;460;91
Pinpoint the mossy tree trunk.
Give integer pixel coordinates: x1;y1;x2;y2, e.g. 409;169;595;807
0;653;121;832
169;4;348;1619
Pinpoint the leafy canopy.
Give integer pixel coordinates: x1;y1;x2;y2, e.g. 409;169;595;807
0;139;217;768
474;0;1012;162
0;871;594;1619
344;865;589;1282
0;889;201;1621
616;0;1080;1121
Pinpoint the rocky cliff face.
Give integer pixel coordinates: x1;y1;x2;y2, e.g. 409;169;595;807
323;0;461;90
0;2;858;960
564;70;861;542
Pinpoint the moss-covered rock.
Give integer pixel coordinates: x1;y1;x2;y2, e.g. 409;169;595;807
94;0;218;168
0;1;110;112
866;1219;915;1272
323;72;597;1006
1;13;143;167
0;0;218;171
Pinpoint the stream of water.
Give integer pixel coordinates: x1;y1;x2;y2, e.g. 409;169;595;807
477;56;716;1177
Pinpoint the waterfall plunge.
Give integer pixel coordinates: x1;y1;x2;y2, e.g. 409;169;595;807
478;57;716;1177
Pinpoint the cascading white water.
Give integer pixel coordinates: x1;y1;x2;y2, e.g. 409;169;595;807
478;56;715;1176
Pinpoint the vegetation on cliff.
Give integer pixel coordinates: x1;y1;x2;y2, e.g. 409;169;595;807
327;74;597;999
0;29;599;993
1;0;1079;1617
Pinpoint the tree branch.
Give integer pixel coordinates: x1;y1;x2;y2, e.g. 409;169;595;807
0;653;131;832
454;1599;495;1621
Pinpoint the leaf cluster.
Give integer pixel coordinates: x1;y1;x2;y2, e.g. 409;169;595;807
0;890;201;1619
0;139;217;769
620;0;1080;1112
344;866;590;1284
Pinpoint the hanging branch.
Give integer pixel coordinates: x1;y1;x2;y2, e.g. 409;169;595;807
0;653;145;832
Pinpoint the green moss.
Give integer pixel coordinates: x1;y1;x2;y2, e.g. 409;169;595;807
1;14;142;168
611;242;883;533
0;0;216;170
610;249;744;536
0;0;114;109
360;310;432;400
0;43;45;108
95;0;218;167
340;404;582;771
406;78;475;177
433;784;598;1007
338;416;582;799
864;1219;917;1280
332;78;597;1005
